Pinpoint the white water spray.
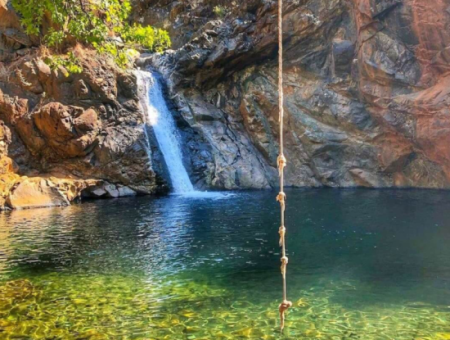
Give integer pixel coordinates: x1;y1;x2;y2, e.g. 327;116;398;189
136;70;195;194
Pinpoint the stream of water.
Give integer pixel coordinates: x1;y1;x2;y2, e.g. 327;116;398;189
0;189;450;339
136;70;195;194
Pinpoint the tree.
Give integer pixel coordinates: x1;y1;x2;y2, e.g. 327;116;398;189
11;0;171;72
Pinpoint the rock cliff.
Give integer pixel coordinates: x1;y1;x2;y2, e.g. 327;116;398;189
136;0;450;189
1;0;450;209
0;1;167;209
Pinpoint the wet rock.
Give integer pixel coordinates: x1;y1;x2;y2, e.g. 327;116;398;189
86;186;107;198
82;182;138;198
104;184;120;198
118;185;137;197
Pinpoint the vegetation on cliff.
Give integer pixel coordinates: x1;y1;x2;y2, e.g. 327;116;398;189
11;0;171;72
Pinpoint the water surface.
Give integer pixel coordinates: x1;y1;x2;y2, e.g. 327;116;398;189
1;189;450;339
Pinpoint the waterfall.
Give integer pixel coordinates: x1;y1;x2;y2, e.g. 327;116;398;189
136;70;195;194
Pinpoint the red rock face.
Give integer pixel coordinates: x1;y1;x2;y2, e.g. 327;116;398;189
142;0;450;189
409;0;450;178
410;0;450;86
406;76;450;179
351;0;450;186
2;0;450;194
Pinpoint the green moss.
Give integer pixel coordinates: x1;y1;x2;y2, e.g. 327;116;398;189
213;6;227;18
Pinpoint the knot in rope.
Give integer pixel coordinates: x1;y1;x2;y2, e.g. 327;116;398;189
280;256;289;276
278;226;286;247
276;192;286;212
279;300;293;331
277;154;287;177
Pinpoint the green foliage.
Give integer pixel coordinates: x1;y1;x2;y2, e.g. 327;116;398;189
213;5;227;18
12;0;171;73
44;28;65;48
121;24;171;52
44;52;83;75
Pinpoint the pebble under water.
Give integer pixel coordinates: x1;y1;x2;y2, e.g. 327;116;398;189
0;189;450;339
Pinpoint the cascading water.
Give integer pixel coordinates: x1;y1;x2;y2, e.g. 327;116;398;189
136;70;195;194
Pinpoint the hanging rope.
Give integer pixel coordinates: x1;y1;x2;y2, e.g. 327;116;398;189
277;0;292;332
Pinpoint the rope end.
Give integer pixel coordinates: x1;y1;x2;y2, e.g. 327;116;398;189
279;300;293;331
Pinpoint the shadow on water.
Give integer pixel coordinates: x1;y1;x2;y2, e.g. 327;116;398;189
1;189;450;339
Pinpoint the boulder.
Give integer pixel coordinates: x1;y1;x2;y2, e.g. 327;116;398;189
29;103;101;159
1;175;103;210
6;178;70;210
117;185;137;197
82;183;137;198
0;89;28;124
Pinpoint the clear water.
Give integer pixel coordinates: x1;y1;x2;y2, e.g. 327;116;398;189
1;189;450;339
136;70;195;194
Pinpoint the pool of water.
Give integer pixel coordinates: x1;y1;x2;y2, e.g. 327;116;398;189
0;189;450;339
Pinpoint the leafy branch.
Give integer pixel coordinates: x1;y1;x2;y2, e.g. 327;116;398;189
12;0;171;73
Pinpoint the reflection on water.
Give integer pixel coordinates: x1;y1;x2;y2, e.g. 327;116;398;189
0;189;450;339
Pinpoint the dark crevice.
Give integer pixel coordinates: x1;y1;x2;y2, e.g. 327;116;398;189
372;2;403;21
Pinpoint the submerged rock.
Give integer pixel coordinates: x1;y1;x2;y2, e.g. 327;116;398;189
0;279;35;310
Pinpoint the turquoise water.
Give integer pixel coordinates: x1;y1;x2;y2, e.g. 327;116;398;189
0;189;450;339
